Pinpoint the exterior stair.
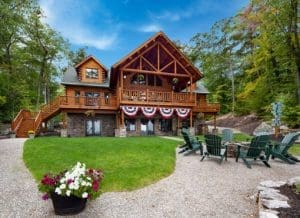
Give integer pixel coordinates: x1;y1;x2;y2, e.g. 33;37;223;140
11;97;61;138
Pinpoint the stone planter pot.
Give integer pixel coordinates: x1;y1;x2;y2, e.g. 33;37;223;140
50;192;87;215
10;133;16;138
28;134;35;139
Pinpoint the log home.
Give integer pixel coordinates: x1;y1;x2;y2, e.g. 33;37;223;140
12;32;220;137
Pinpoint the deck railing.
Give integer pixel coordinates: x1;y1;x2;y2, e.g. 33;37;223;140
58;95;118;109
121;89;196;106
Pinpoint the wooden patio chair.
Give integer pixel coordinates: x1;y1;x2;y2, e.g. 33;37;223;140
179;129;203;156
271;132;300;164
201;134;228;164
235;135;272;169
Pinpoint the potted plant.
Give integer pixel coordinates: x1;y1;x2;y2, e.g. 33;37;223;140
28;130;35;138
39;162;103;215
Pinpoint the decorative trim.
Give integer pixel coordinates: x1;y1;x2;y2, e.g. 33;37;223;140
176;108;190;118
121;106;139;117
141;107;157;118
159;108;174;118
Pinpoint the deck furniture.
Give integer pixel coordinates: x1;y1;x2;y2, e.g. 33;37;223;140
201;134;228;164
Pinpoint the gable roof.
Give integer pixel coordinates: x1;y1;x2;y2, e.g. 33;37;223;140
110;31;203;87
61;66;110;88
75;55;108;71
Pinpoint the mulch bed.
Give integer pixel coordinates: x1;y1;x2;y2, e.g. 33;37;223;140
277;184;300;217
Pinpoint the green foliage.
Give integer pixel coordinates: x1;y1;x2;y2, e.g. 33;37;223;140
23;137;178;192
188;0;300;127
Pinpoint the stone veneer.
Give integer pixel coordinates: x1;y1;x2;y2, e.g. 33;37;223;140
67;113;116;137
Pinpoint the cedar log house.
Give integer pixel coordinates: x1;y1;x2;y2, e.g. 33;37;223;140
12;32;220;137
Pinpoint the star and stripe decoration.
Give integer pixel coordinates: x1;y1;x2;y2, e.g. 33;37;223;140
141;107;157;118
176;108;191;118
120;106;139;116
120;106;191;119
159;108;174;118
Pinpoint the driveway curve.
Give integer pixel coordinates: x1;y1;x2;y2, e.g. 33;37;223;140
0;138;299;217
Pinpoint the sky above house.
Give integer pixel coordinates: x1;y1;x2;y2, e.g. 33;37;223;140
40;0;248;68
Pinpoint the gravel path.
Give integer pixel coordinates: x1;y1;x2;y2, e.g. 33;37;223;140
1;138;299;217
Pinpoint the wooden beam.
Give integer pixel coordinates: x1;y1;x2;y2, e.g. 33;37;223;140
122;68;190;78
160;60;174;72
157;43;160;71
141;56;157;71
159;43;193;77
123;42;158;69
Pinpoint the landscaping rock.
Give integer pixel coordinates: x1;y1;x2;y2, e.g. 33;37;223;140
259;180;286;188
253;122;273;136
287;176;300;186
261;199;290;209
259;210;279;218
260;189;289;201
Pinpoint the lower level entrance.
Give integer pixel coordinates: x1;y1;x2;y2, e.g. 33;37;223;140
86;119;101;136
141;119;154;135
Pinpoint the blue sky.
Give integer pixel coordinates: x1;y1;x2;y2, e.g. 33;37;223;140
40;0;248;67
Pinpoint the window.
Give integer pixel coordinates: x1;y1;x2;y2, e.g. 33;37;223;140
75;90;80;104
125;119;136;131
86;68;98;79
159;119;172;132
130;73;162;87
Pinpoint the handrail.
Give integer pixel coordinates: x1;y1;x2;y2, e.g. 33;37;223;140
34;110;43;133
11;109;30;131
121;89;196;105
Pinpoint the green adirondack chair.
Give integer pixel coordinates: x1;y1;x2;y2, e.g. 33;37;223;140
179;130;203;156
201;134;228;164
271;132;300;164
178;128;189;151
222;129;233;144
235;135;271;169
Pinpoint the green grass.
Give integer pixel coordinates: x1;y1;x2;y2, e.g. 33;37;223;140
296;183;300;193
23;137;178;192
196;132;252;142
289;145;300;156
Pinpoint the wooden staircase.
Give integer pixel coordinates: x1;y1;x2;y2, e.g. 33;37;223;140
12;97;61;138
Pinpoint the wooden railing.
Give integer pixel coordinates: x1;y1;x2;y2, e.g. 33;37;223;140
195;103;220;113
11;109;32;131
121;89;196;106
59;95;118;110
34;111;43;133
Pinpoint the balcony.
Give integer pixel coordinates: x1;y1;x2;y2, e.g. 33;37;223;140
121;89;196;107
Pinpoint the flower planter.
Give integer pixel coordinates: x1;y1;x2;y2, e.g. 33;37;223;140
50;192;87;215
28;134;35;139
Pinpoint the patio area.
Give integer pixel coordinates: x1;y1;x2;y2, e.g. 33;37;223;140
0;138;299;217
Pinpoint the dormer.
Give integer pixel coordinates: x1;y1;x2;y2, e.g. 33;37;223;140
75;55;108;84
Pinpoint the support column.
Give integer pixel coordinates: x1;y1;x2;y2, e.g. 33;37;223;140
189;111;195;136
115;109;127;137
61;112;68;137
212;114;218;135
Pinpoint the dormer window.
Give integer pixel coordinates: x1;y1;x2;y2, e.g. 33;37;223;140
86;68;98;79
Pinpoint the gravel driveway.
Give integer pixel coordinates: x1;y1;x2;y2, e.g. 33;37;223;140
0;138;299;217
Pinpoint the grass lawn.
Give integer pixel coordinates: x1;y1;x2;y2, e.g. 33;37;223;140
23;137;179;192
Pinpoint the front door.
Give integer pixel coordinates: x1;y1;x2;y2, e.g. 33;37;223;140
141;119;154;135
86;119;101;136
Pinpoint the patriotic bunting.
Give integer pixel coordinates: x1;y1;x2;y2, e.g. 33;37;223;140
121;106;139;116
121;106;190;119
141;107;157;118
159;108;174;118
176;108;191;118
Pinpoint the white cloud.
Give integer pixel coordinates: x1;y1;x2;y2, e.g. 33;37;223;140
39;0;118;50
139;24;162;33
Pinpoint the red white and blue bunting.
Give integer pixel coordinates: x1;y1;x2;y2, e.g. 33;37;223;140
141;107;157;118
121;106;139;117
121;106;190;119
176;108;191;118
159;108;174;118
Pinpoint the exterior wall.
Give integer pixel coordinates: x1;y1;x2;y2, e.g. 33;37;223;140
67;113;116;137
78;58;107;83
125;115;179;136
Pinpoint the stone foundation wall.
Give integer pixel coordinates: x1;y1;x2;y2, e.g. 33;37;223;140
67;113;115;137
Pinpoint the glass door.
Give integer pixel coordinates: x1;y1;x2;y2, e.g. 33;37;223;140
86;119;101;136
141;119;154;135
